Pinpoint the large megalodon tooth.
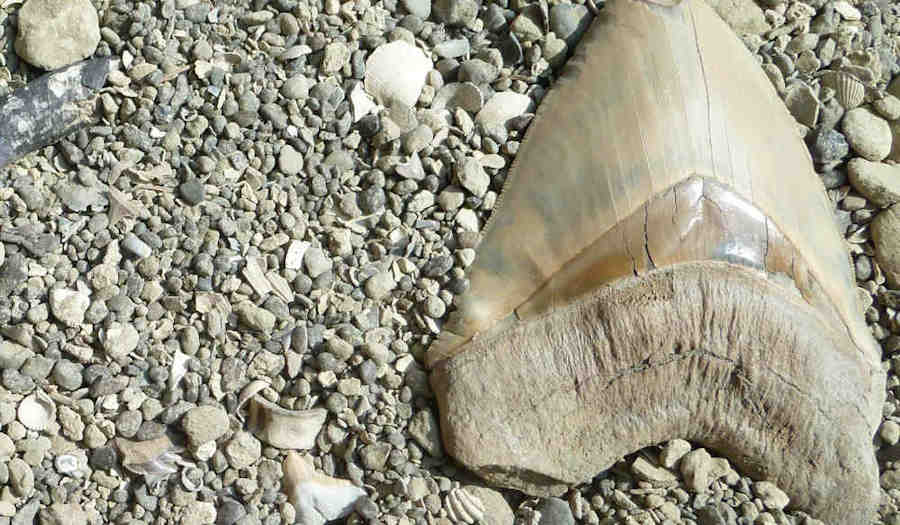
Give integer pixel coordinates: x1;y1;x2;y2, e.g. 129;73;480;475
425;0;886;522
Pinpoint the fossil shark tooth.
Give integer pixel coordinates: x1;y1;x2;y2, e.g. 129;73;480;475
426;0;885;523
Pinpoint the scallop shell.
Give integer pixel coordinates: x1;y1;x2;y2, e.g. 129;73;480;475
835;72;865;109
445;488;485;524
17;391;55;431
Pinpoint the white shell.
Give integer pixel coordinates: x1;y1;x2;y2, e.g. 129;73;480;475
364;41;431;108
445;487;485;524
17;391;55;431
835;72;865;109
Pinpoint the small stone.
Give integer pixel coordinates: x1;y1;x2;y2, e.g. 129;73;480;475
364;271;396;300
216;499;245;525
9;457;34;497
680;448;713;492
631;457;678;487
550;4;591;48
282;75;312;100
179;179;206;205
882;421;900;446
407;408;444;458
809;127;849;163
181;501;216;525
52;360;83;390
50;288;89;327
784;83;819;128
753;481;789;510
874;95;900;121
0;433;15;461
182;405;229;445
847;158;900;207
102;322;140;362
842;107;893;161
225;431;261;469
279;145;304;176
14;0;101;70
304;248;332;279
832;0;861;20
872;205;900;287
360;443;391;471
322;42;350;74
511;12;544;43
0;341;33;370
660;439;692;468
433;39;470;59
38;503;89;525
123;233;152;259
433;0;480;26
536;497;574;525
459;158;490;197
402;0;430;18
697;502;738;525
234;301;276;333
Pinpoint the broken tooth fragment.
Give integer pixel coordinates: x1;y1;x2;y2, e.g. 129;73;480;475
427;0;884;523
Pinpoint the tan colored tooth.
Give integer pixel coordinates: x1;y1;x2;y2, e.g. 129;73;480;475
427;0;885;522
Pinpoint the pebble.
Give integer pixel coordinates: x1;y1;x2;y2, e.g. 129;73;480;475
753;481;790;510
874;95;900;121
409;409;444;457
304;248;332;279
234;301;276;333
225;431;262;469
217;499;246;525
52;360;84;390
279;145;304;176
9;457;34;497
882;420;900;446
536;497;575;525
123;233;153;259
0;433;14;461
550;4;591;47
182;405;229;445
841;107;893;161
365;41;431;107
179;179;206;205
809;127;849;163
872;204;900;287
459;158;490;197
360;443;391;471
784;83;819;128
0;341;33;370
697;502;738;525
49;288;90;327
14;0;101;69
364;271;396;300
847;158;900;207
102;322;140;362
38;503;89;525
433;0;480;26
680;448;713;493
181;501;217;525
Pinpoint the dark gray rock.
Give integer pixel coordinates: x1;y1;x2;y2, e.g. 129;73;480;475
536;497;574;525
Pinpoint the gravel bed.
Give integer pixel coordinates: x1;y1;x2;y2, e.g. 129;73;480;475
1;0;900;524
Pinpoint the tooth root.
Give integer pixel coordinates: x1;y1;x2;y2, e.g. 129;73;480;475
427;0;885;522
